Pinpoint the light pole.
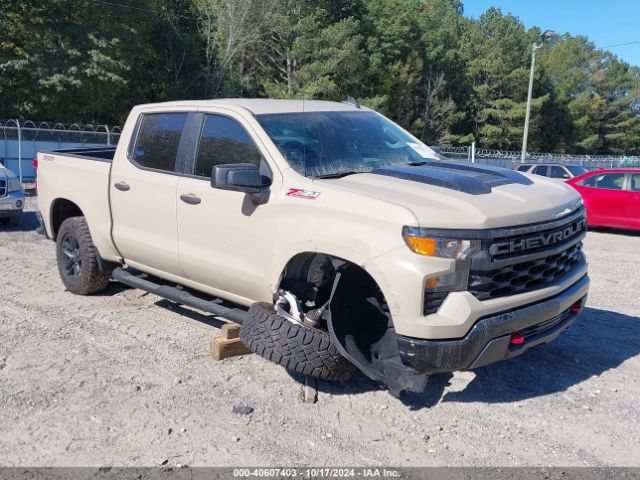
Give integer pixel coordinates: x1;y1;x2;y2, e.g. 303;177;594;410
521;29;555;163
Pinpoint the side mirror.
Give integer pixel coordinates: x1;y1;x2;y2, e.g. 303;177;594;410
563;173;570;179
211;163;265;194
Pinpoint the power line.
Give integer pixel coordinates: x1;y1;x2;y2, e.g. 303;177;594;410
601;41;640;49
90;0;155;13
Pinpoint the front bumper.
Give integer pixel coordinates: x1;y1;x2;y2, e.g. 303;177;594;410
0;190;25;218
397;274;589;373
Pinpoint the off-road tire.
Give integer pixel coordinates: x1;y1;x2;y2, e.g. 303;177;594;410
240;302;356;381
56;217;110;295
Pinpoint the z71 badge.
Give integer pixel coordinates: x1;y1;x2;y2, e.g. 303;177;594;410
286;188;320;200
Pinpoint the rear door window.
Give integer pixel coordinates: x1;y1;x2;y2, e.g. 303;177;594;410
580;173;626;190
532;165;549;176
630;174;640;192
515;165;530;172
549;165;568;178
130;113;188;172
194;114;264;178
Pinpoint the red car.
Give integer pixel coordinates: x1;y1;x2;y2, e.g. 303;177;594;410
567;168;640;230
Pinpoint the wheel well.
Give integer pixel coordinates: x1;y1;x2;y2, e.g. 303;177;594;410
278;252;391;362
51;199;84;239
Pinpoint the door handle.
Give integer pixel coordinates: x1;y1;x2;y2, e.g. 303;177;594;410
180;193;202;205
114;181;130;192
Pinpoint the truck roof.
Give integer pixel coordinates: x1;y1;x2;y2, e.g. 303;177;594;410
135;98;368;115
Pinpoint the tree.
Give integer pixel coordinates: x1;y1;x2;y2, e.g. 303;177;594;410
258;2;364;99
0;0;131;122
1;0;639;155
413;0;468;145
459;8;542;149
195;0;281;97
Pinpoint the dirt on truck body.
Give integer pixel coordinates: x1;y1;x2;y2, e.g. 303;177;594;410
36;99;589;394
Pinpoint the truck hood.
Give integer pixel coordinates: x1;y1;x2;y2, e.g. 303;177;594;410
319;162;582;229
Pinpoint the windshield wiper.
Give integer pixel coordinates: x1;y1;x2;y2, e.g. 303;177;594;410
404;160;429;166
313;171;363;179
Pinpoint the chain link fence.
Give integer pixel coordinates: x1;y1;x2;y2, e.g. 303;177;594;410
440;146;640;170
1;120;121;181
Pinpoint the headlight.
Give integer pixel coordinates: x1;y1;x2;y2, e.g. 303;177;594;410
402;227;479;260
403;227;481;298
7;178;22;192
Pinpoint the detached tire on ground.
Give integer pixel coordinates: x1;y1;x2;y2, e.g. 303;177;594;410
56;216;110;295
240;303;356;381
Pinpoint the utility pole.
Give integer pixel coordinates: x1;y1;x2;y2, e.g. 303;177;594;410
16;119;22;183
521;30;555;163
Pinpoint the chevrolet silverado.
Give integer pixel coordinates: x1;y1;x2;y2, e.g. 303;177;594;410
37;99;589;393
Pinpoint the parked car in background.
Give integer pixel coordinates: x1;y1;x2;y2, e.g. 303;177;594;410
515;163;588;180
567;169;640;231
0;162;25;226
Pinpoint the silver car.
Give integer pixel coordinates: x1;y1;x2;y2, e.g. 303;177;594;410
0;163;25;227
514;163;588;180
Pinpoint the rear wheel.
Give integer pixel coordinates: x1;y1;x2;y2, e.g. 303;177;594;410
56;217;110;295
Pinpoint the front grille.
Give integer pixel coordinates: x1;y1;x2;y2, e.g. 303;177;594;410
0;179;6;197
422;207;587;315
469;242;584;300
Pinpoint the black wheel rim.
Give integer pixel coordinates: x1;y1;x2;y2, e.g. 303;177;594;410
61;233;82;279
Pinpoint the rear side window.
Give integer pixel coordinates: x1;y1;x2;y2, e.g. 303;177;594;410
532;165;549;176
630;174;640;191
131;113;188;172
194;114;263;178
549;165;567;178
579;173;625;190
515;165;530;172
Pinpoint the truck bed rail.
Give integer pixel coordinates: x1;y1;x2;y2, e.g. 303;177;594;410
41;146;116;162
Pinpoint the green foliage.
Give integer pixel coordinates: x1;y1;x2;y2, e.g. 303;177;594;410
261;10;364;99
1;0;639;154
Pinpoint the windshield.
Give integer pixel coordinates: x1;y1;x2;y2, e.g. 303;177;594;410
566;165;588;176
256;111;436;178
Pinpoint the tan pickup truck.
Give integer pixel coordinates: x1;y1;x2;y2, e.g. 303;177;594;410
37;99;589;393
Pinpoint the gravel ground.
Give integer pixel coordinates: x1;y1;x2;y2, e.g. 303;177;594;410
0;197;639;467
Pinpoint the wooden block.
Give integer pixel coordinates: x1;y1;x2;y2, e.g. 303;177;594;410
221;322;241;340
210;324;252;360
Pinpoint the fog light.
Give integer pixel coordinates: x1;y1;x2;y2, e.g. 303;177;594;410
510;334;525;345
15;200;23;209
569;302;583;313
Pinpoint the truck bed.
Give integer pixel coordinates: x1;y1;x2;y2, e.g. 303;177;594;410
37;146;120;261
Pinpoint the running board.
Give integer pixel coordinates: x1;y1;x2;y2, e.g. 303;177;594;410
111;267;250;325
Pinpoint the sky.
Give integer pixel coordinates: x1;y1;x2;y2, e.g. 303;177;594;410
463;0;640;66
